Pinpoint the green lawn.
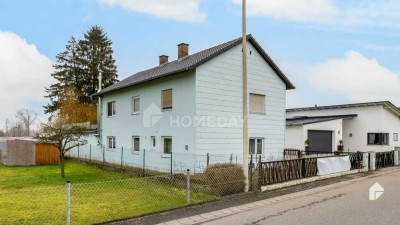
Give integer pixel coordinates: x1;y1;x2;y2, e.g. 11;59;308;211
0;161;215;225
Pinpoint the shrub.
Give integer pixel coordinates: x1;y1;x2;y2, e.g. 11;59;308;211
204;163;245;196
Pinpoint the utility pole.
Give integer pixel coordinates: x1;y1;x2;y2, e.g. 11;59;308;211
242;0;249;192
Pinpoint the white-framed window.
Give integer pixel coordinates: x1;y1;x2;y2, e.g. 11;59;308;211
132;136;140;153
131;96;140;114
107;101;116;117
162;137;172;155
107;136;116;150
249;138;263;155
368;133;389;145
162;89;173;111
249;94;265;114
150;136;156;150
394;133;399;142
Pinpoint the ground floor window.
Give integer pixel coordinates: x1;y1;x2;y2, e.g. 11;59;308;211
394;133;398;142
368;133;389;145
249;138;263;155
132;136;140;153
162;137;172;155
107;136;116;149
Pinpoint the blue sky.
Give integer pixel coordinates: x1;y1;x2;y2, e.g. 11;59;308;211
0;0;399;128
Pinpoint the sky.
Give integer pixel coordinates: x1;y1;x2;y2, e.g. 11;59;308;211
1;0;400;129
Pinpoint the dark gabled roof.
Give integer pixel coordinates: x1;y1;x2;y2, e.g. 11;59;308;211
287;101;400;117
286;114;358;126
93;34;295;97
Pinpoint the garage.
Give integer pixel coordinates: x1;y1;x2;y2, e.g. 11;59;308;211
307;130;333;152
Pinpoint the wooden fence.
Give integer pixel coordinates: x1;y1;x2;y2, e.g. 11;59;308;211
35;143;59;165
2;140;59;166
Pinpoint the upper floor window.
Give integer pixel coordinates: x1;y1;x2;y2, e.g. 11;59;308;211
249;94;265;114
394;133;399;142
368;133;389;145
132;96;140;114
107;101;116;117
162;89;173;110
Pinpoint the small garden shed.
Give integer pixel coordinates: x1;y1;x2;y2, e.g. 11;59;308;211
0;139;59;166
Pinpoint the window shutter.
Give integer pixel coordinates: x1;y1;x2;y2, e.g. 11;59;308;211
250;94;265;114
162;89;173;110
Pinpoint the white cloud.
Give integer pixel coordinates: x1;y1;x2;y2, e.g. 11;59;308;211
308;51;400;105
342;0;400;29
232;0;338;23
0;31;53;128
98;0;206;23
232;0;400;30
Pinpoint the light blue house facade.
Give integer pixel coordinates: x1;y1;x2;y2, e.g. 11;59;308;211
79;35;295;172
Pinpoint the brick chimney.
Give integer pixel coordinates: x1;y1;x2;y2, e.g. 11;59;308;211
178;43;189;59
159;55;169;65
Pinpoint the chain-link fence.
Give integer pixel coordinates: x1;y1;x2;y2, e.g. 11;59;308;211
0;164;246;225
67;144;243;175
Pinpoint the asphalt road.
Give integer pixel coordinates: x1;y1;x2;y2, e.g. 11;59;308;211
201;169;400;225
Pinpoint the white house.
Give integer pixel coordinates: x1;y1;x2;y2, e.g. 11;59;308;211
285;102;400;153
87;35;295;171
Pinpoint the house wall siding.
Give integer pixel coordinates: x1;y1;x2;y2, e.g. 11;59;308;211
99;71;196;171
195;42;287;160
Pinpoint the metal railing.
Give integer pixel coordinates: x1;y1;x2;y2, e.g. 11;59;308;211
257;152;363;186
376;151;394;169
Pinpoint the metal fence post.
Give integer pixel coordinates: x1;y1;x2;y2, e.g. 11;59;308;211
258;155;262;190
66;181;70;225
206;153;209;168
103;146;106;166
89;144;92;162
120;147;124;169
249;155;253;191
143;149;146;175
77;144;80;161
186;169;191;205
170;152;173;178
301;158;306;177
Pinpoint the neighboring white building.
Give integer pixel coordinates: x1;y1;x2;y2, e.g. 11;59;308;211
285;102;400;153
88;35;295;171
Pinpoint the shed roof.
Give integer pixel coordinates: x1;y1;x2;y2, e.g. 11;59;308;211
287;101;400;117
93;34;295;97
286;114;357;126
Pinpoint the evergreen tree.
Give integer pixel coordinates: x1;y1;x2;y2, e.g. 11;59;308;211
44;26;118;113
77;25;118;103
44;37;81;113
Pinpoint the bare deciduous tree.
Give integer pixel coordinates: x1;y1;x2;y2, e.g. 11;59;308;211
16;109;38;137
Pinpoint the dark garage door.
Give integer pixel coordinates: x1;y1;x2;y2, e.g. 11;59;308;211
307;130;332;153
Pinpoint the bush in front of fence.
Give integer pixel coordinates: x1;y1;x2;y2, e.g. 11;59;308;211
204;163;245;196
